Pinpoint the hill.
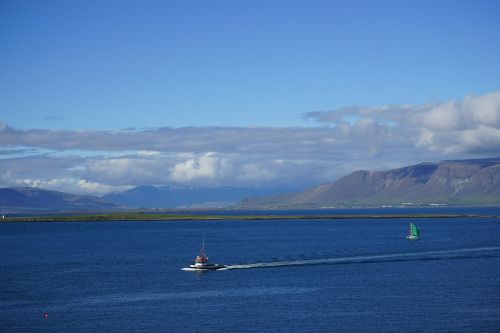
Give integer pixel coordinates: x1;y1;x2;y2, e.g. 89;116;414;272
0;187;120;213
238;158;500;208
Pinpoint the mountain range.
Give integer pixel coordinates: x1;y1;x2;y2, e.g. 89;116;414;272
0;185;295;213
1;158;499;212
102;185;294;209
238;158;500;208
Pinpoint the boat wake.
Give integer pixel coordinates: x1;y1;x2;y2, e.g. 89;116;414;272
222;246;500;270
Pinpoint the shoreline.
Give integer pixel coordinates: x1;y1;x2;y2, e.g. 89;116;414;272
1;213;498;223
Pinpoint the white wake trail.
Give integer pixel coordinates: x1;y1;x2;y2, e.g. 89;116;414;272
224;246;500;270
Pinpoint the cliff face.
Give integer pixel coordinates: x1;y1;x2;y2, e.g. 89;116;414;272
239;158;500;208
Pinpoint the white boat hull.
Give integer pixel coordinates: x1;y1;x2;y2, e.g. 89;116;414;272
406;235;420;240
188;263;226;270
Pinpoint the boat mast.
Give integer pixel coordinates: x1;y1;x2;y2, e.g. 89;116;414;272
200;234;206;257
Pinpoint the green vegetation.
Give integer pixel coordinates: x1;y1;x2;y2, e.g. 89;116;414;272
1;212;496;223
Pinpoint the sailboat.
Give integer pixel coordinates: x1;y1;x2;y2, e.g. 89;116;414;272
406;223;420;240
188;237;225;270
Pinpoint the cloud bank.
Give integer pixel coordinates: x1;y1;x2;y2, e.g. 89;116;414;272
1;91;499;195
306;90;500;155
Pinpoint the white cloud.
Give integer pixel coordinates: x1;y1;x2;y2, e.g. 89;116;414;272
420;101;462;131
84;157;170;186
307;90;500;155
170;153;227;184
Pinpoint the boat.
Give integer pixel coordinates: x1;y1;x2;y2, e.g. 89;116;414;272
406;223;420;240
188;237;225;270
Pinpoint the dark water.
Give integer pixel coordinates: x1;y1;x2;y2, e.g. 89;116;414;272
1;210;500;332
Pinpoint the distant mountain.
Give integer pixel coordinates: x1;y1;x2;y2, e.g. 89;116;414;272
238;158;500;208
0;187;120;212
103;185;296;209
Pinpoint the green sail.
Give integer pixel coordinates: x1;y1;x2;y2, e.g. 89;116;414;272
411;223;420;237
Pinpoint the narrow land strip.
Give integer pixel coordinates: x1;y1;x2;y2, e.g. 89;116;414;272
1;212;497;222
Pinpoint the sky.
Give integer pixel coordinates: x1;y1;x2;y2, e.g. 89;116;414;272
1;0;499;195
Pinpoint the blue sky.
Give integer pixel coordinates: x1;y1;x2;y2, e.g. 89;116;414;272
2;0;499;129
1;0;499;194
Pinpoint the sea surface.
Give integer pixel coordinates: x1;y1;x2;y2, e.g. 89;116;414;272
1;207;500;332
